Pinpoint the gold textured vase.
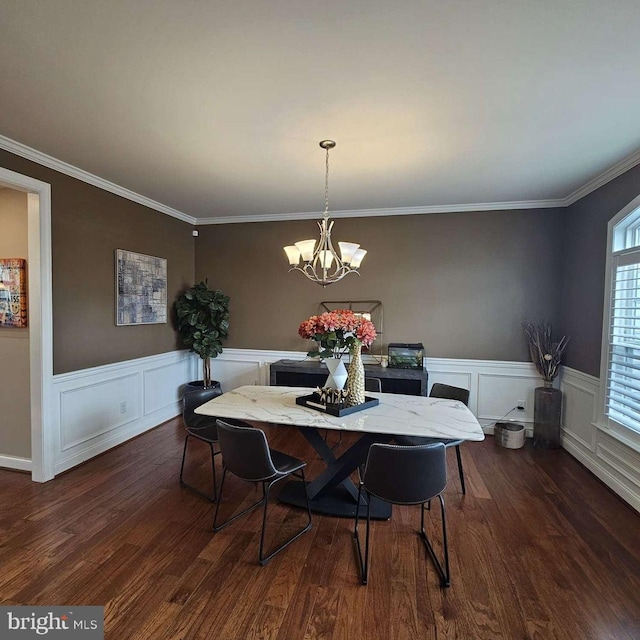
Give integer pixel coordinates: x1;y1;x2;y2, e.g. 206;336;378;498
346;342;366;406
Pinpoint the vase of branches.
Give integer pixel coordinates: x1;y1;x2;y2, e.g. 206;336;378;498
522;321;570;449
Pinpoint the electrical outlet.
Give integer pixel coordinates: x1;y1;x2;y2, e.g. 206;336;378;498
516;399;526;411
120;401;127;414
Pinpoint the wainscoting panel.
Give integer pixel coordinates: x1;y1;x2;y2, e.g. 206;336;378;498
60;373;140;450
210;349;301;389
561;375;597;452
213;358;265;391
560;367;640;513
52;350;195;476
143;359;192;417
477;372;538;426
430;372;473;396
426;358;540;435
36;348;640;511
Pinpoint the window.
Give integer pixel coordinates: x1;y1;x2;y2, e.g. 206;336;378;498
601;195;640;436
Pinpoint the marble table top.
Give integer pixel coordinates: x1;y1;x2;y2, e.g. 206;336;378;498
195;385;485;442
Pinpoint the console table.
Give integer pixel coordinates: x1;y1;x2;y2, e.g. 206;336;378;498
269;359;428;396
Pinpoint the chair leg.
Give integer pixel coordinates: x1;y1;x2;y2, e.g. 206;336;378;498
213;467;265;532
455;444;466;495
179;435;219;502
259;468;313;565
179;434;190;485
420;494;450;588
364;494;371;585
210;442;218;500
353;484;372;585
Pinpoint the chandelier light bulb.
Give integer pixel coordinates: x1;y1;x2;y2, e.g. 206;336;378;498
350;248;367;269
294;239;317;262
338;242;360;265
284;245;301;266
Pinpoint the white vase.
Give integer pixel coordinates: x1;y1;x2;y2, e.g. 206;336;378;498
324;357;348;390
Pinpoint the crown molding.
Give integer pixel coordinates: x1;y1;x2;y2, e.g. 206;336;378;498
196;199;565;225
3;132;640;225
562;147;640;207
0;134;198;225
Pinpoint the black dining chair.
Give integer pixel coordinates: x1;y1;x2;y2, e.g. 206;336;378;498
396;383;470;494
354;442;450;587
179;386;250;502
213;419;313;565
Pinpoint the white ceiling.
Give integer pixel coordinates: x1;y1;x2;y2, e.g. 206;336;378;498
2;0;640;224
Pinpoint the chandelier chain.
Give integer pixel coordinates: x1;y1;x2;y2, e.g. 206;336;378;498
324;144;330;217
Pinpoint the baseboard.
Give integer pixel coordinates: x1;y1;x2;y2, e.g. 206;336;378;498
0;454;32;472
563;437;640;513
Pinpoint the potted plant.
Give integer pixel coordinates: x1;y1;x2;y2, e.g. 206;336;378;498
176;281;230;390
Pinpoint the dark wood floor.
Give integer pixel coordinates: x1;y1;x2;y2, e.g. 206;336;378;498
1;418;639;640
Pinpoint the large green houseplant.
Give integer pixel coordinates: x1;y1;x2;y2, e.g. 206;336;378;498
176;281;230;388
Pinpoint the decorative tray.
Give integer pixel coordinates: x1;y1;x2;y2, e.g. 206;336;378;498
295;393;379;417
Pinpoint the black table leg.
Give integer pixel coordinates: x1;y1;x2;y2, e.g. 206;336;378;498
277;427;393;519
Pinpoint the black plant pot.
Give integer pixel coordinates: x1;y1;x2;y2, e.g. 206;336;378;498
184;380;222;397
533;386;562;449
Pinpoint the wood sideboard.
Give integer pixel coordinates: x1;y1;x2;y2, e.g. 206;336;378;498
269;359;428;396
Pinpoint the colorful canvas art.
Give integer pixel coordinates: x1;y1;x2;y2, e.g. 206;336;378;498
116;249;167;326
0;258;28;328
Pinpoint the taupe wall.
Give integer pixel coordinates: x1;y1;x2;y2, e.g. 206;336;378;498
561;163;640;377
196;209;565;361
0;188;30;457
5;139;637;382
0;149;195;374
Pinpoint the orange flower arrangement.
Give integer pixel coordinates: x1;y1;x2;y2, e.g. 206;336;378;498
299;310;377;359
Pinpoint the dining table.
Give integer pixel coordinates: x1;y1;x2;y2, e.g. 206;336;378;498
195;385;485;519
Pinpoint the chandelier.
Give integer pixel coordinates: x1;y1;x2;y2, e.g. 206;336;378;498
284;140;367;286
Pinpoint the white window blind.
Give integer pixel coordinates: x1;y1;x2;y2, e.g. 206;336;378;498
607;247;640;433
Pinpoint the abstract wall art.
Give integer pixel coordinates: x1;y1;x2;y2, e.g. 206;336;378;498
0;258;28;328
115;249;167;326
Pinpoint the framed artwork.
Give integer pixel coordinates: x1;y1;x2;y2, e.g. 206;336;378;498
0;258;28;328
115;249;167;326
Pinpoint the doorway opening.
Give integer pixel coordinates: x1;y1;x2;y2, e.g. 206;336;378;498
0;167;53;482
